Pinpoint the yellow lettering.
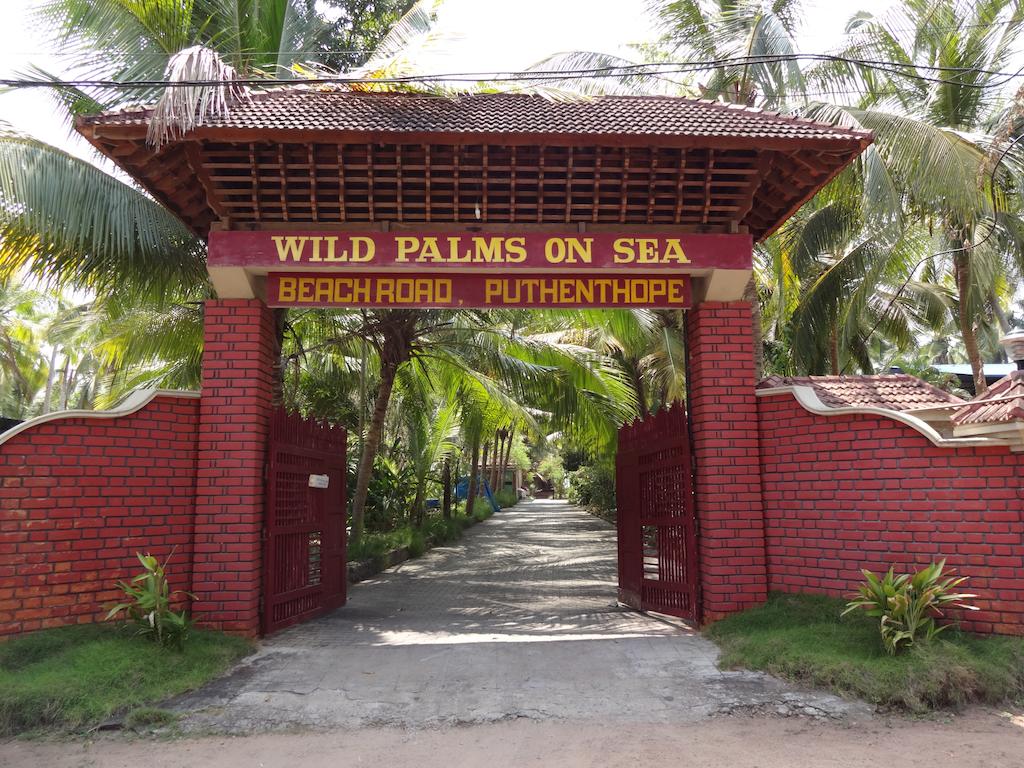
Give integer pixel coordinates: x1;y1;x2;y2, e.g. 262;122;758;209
506;237;527;263
448;237;471;263
278;277;297;302
473;237;502;263
669;279;687;304
637;239;659;264
377;279;395;304
485;279;503;303
395;237;420;263
351;236;375;263
545;239;566;264
322;237;342;262
297;278;316;303
567;238;593;264
612;238;635;264
273;236;308;262
308;237;324;263
418;237;443;263
663;239;690;264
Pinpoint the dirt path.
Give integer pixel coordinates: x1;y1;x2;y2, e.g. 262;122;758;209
5;710;1024;767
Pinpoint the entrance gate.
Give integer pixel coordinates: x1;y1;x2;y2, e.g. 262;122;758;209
262;408;348;634
616;405;700;622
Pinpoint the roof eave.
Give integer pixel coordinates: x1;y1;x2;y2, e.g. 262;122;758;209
79;120;873;154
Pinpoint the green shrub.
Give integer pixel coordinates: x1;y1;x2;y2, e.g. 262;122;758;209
567;462;616;513
105;552;194;648
843;560;978;655
472;498;494;521
494;488;518;508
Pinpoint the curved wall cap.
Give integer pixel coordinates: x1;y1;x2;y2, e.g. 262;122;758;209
756;384;999;449
0;388;200;448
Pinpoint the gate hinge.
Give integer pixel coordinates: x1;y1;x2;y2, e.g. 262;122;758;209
263;462;269;481
258;595;264;615
261;527;269;542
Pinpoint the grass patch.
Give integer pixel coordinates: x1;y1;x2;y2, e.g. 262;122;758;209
0;622;252;736
471;498;495;521
706;592;1024;712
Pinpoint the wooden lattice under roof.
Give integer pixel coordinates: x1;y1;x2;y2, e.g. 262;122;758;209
77;90;872;239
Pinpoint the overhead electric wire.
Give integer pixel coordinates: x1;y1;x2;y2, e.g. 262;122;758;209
2;53;1024;91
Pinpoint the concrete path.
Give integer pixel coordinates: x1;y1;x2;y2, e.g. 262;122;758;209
175;500;866;732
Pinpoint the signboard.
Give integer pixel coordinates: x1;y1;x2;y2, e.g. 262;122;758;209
267;272;691;309
308;474;330;489
209;231;752;272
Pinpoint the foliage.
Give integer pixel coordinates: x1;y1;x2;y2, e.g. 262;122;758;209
842;560;979;655
494;488;519;508
0;623;250;735
567;462;616;514
708;592;1024;712
535;454;566;497
105;552;195;648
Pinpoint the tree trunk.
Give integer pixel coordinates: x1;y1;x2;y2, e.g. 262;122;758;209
42;347;58;414
829;328;840;376
955;251;987;395
349;359;399;545
499;427;515;493
744;275;764;381
465;434;481;516
441;457;452;519
491;432;503;491
480;441;490;499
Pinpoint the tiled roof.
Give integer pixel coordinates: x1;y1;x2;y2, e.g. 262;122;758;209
758;374;965;411
951;371;1024;426
81;89;872;144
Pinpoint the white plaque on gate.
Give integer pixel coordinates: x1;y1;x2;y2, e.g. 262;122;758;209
308;474;330;489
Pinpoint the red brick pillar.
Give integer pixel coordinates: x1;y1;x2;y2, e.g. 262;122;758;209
191;299;278;635
685;301;768;621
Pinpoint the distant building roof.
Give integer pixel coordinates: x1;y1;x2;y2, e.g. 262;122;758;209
932;363;1016;380
757;374;964;411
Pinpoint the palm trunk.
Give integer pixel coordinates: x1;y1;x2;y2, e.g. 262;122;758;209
480;442;490;499
441;457;452;519
490;432;503;491
830;328;840;376
349;359;399;545
42;347;58;414
744;275;764;380
499;427;515;493
955;251;987;395
465;434;481;516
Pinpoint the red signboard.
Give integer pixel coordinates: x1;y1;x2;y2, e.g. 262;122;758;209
210;231;752;272
267;272;691;309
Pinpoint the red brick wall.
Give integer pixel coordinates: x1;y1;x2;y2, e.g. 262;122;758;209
685;301;768;620
0;394;200;637
758;392;1024;634
191;299;278;636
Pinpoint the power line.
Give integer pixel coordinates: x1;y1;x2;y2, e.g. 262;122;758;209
2;53;1023;91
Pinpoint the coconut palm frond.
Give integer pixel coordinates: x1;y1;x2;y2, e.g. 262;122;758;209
0;131;206;298
147;45;250;146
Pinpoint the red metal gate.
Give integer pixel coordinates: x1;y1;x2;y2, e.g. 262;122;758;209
616;404;700;622
262;408;347;634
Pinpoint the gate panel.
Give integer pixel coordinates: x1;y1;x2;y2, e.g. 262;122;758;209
616;405;699;622
263;408;347;635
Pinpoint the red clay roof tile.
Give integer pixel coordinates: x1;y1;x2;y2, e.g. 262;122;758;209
81;89;873;144
757;374;964;411
951;371;1024;426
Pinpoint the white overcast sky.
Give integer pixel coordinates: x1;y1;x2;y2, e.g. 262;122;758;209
0;0;895;164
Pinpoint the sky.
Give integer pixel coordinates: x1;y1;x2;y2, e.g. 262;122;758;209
0;0;896;166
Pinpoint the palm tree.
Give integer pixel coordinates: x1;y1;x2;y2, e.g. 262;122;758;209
806;0;1024;392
